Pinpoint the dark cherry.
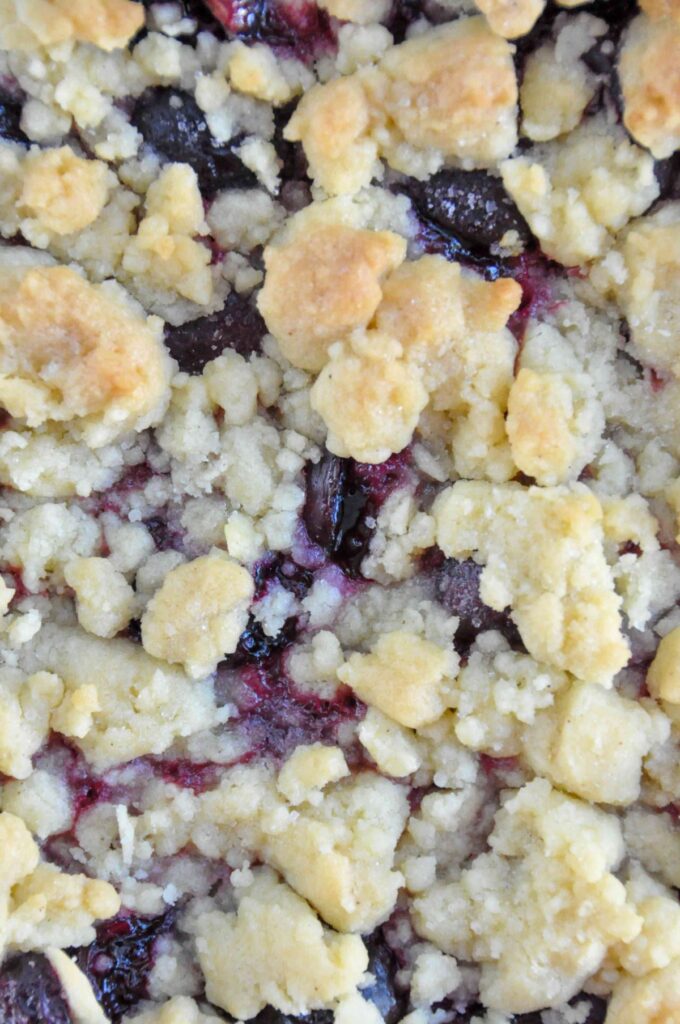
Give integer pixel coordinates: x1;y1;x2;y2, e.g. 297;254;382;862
72;909;175;1023
655;152;680;202
253;553;314;601
143;511;184;552
163;290;268;373
434;557;522;653
303;452;349;553
131;88;256;195
303;450;411;576
361;933;405;1024
274;101;310;186
404;169;530;258
199;0;335;62
0;953;73;1024
0;96;27;145
232;613;299;664
227;645;363;760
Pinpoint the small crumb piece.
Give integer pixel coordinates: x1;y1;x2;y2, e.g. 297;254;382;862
0;669;63;780
524;682;664;805
258;206;406;372
619;13;680;159
1;769;72;839
65;557;136;639
647;625;680;703
285;76;378;196
474;0;546;39
357;707;422;777
277;743;350;805
0;0;144;51
0;265;173;447
606;960;680;1024
310;340;428;464
141;552;254;678
379;18;518;168
228;43;300;106
318;0;391;23
19;146;111;239
123;163;213;307
434;480;629;683
410;949;462;1007
338;631;457;728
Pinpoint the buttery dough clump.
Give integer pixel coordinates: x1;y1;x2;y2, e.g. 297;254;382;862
0;264;173;447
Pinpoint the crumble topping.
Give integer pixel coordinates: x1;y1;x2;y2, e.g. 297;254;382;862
0;144;113;247
0;812;120;957
64;557;136;639
140;552;253;678
413;779;641;1013
286;17;518;192
195;867;368;1018
0;0;144;52
601;202;680;376
1;0;680;1020
30;625;222;769
519;15;604;142
0;264;173;446
619;12;680;159
121;164;213;310
337;631;457;728
473;0;546;39
501;117;659;266
434;481;629;682
507;321;604;484
257;202;407;371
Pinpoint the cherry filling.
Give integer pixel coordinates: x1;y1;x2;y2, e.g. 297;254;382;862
198;0;336;61
0;93;27;146
429;553;523;655
302;449;413;576
0;953;73;1024
400;167;531;278
131;88;257;195
71;909;176;1023
163;290;269;374
225;654;364;762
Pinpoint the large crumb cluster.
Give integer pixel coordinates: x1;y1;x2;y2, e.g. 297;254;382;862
1;0;680;1022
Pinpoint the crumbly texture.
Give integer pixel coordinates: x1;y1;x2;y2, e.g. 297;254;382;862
1;1;680;1021
619;13;680;159
286;18;518;190
141;552;253;677
434;481;630;683
0;0;144;51
195;868;368;1018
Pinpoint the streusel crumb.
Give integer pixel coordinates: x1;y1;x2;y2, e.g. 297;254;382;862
0;264;173;446
474;0;546;39
195;868;368;1018
141;552;254;678
619;13;680;159
258;203;406;371
434;481;629;682
0;0;144;52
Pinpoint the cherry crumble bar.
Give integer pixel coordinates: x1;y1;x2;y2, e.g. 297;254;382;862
0;0;680;1021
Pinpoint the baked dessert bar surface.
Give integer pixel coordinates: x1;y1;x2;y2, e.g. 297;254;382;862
1;0;680;1021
